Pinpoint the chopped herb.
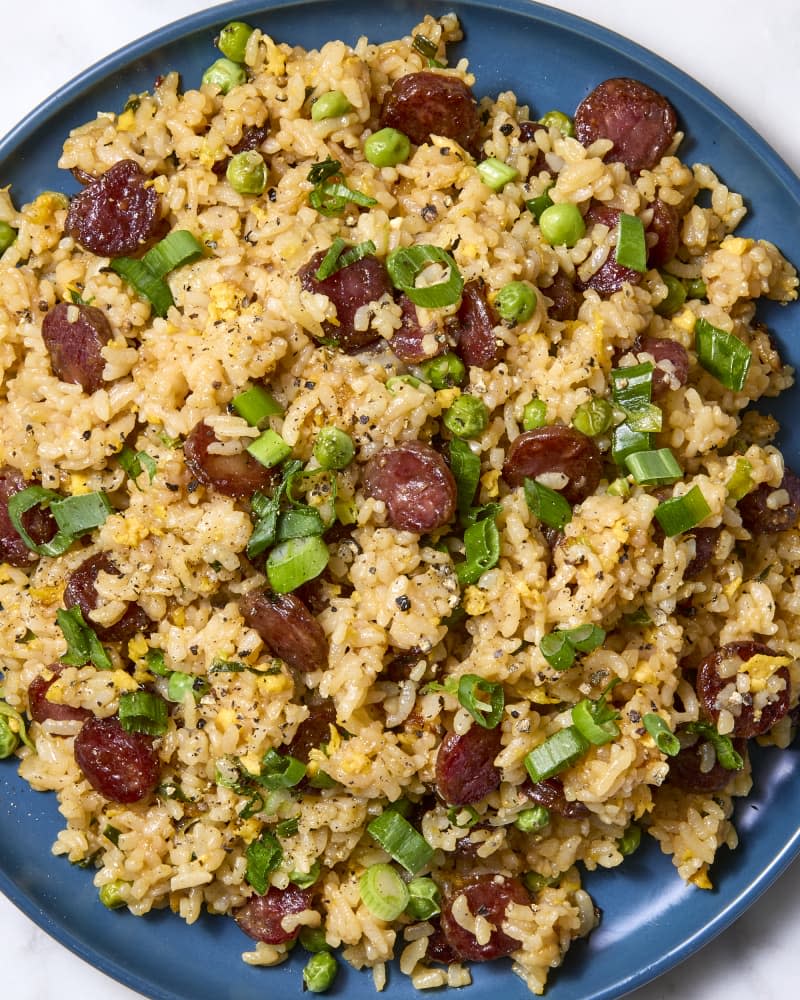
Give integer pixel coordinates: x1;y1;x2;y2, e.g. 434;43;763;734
245;830;283;894
56;607;112;670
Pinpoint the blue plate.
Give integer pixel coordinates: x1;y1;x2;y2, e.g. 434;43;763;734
1;2;799;999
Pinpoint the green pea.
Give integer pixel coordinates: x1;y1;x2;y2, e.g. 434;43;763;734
0;716;19;759
313;426;355;470
618;823;641;857
523;870;561;894
364;127;411;167
302;950;338;993
0;221;17;254
514;805;551;832
539;202;586;247
406;877;441;920
311;91;352;122
419;352;466;389
226;150;267;195
686;278;707;300
217;21;255;63
299;926;331;953
539;110;575;138
655;272;687;316
443;394;489;439
99;880;128;909
522;398;547;430
494;281;537;325
572;397;614;436
202;58;247;95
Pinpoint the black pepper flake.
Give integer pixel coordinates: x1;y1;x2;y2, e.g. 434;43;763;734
305;380;316;389
196;719;207;730
499;123;514;136
165;483;180;492
268;187;277;202
82;429;92;440
395;595;411;612
628;710;641;723
359;414;369;424
189;645;199;655
421;204;438;222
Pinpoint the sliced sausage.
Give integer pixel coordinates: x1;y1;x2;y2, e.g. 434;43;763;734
212;123;270;176
235;886;313;944
579;203;642;297
435;723;503;805
667;731;747;793
696;640;791;738
73;715;161;803
738;468;800;535
65;159;164;257
543;271;580;322
634;335;689;398
41;302;113;393
574;77;677;175
502;425;602;506
440;875;529;961
380;72;480;154
451;281;500;370
523;776;589;818
299;251;392;354
64;552;149;642
28;664;93;724
0;466;57;567
389;294;443;363
646;199;680;267
424;917;461;965
184;420;277;498
240;590;328;673
685;525;721;579
287;700;337;763
363;440;456;533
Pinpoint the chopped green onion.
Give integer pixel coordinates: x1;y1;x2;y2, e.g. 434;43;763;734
0;700;33;753
0;716;19;758
523;871;561;893
526;185;554;221
695;318;752;392
522;399;548;430
618;824;641;857
419;352;466;390
611;421;652;467
146;648;169;676
216;21;255;62
571;697;619;745
231;384;283;425
119;447;157;487
307;158;342;185
477;157;519;191
685;721;744;771
259;749;307;789
624;402;662;433
276;506;325;541
524;726;589;782
275;817;300;838
386;374;422;394
99;880;128;909
303;950;338;993
118;691;169;736
51;491;113;536
57;607;112;670
457;674;504;728
0;220;17;253
523;478;572;530
314;239;376;281
406;877;441;920
514;805;550;832
386;245;464;308
290;860;321;888
412;34;440;60
367;809;434;874
267;535;329;593
560;623;606;653
494;281;537;325
643;713;680;756
313;426;355;470
655;272;687;316
299;926;330;952
141;230;204;280
443;394;489;439
686;278;707;300
625;448;682;486
455;517;500;586
5;486;68;556
539;110;574;137
359;863;410;921
109;257;173;317
654;485;711;536
539;631;575;672
606;476;631;497
166;671;209;703
610;362;654;411
449;439;481;518
245;830;283;894
446;804;480;827
308;179;377;217
311;90;352;121
572;398;614;436
726;457;754;501
246;428;292;467
614;213;647;272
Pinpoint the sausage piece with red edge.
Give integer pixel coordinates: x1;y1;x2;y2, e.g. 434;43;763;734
523;776;589;818
0;467;57;567
502;426;602;506
646;198;680;268
440;875;529;961
212;123;270;176
574;77;677;175
424;917;460;965
738;468;800;535
28;665;93;724
73;715;161;803
543;271;580;322
685;525;721;579
435;723;502;805
389;294;443;363
64;552;150;642
184;420;277;498
65;159;164;257
240;590;328;673
634;335;689;399
41;302;113;393
363;440;456;533
667;731;747;793
578;203;642;297
235;886;313;944
298;251;392;354
380;72;480;153
452;281;500;370
696;640;790;738
287;700;336;763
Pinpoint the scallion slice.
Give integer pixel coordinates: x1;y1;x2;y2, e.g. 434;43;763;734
654;485;711;536
386;245;464;308
314;238;377;280
614;213;647;272
523;477;572;530
166;671;209;703
457;674;504;728
246;429;292;468
477;157;519;191
6;485;70;556
449;438;481;519
118;691;169;736
526;185;554;221
446;804;480;828
561;623;606;653
359;863;410;921
109;257;174;317
245;830;283;894
367;810;434;874
624;402;662;433
539;631;576;672
406;877;441;920
412;34;439;60
276;506;325;541
232;385;284;426
643;713;680;756
259;749;307;789
695;317;752;392
524;726;589;782
51;491;113;536
611;422;652;467
625;448;682;485
571;697;619;745
685;721;744;771
0;700;34;752
267;535;330;593
290;860;321;889
572;398;614;436
141;230;204;278
610;362;654;410
56;607;112;670
119;447;157;487
309;180;377;217
726;457;754;501
455;516;500;586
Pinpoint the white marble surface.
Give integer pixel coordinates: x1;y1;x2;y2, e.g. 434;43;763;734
1;1;799;997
